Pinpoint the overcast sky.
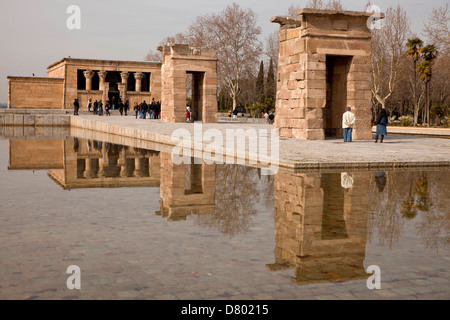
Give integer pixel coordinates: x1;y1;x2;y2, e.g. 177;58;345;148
0;0;447;103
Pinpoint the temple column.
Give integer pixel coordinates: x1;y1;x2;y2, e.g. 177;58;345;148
119;149;128;177
98;71;108;103
134;72;143;92
119;72;129;102
134;157;143;177
83;70;95;91
98;148;109;177
84;158;94;179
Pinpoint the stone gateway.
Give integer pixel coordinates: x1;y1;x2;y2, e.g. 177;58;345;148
271;9;384;140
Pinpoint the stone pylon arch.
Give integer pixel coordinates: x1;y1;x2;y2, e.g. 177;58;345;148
158;44;218;123
271;9;384;140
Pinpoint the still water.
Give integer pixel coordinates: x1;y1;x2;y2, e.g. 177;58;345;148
0;133;449;300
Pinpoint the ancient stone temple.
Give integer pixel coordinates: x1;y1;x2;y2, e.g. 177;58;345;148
158;44;218;123
271;9;380;140
8;58;162;110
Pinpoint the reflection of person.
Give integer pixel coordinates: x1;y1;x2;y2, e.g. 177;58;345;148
341;172;354;189
375;108;388;143
375;172;387;192
342;106;355;142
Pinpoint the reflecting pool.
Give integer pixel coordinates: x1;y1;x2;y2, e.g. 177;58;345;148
0;133;449;300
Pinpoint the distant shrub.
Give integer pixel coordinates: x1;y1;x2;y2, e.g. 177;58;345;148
398;115;413;127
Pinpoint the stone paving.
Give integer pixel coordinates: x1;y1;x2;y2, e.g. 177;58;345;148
70;113;450;170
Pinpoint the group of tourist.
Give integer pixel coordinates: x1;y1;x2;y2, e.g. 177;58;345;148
342;106;388;143
84;98;114;116
133;98;161;119
77;97;161;119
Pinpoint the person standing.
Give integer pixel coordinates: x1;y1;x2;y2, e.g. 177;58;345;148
93;100;98;114
156;101;161;119
98;100;103;116
118;100;124;116
124;100;129;116
342;106;355;142
134;102;139;119
105;100;111;116
150;98;156;119
375;107;388;143
87;98;92;112
186;106;191;122
142;100;148;119
73;98;79;115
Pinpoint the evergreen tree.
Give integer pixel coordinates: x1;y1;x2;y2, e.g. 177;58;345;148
266;57;275;101
256;61;265;103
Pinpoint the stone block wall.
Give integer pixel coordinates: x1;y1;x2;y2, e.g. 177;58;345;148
8;77;64;109
272;9;376;140
160;44;218;123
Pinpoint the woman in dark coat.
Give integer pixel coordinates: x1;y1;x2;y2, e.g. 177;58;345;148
375;108;388;143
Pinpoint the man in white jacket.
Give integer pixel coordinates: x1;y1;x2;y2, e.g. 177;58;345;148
342;106;355;142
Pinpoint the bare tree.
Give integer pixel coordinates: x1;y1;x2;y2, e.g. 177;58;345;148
371;5;410;112
144;33;189;62
423;4;450;53
306;0;343;10
187;3;262;110
288;1;343;17
265;30;279;71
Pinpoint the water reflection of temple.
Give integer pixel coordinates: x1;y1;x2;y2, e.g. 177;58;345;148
156;153;216;221
266;172;370;285
8;138;160;189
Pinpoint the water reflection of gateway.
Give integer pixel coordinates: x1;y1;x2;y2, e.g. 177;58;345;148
266;172;370;285
156;153;216;221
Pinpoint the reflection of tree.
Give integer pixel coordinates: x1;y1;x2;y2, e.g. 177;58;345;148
413;174;432;212
368;170;449;252
259;169;274;214
368;171;408;248
191;164;265;238
401;183;418;219
416;172;450;251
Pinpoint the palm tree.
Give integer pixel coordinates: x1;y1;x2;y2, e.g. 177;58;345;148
405;38;423;126
417;61;432;125
418;44;438;125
